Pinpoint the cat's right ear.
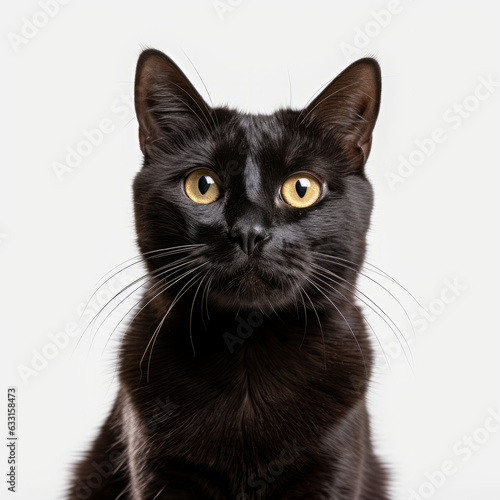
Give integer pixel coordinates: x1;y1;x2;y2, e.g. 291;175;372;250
134;49;211;154
303;58;381;170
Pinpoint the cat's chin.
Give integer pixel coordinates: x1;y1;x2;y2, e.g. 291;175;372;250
208;288;290;312
207;271;297;312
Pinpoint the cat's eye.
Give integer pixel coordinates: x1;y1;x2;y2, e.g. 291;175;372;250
281;173;321;208
185;169;222;204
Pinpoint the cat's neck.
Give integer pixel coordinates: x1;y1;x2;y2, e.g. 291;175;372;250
120;295;372;405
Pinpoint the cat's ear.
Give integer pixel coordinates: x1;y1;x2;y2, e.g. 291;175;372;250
304;58;381;169
134;49;211;154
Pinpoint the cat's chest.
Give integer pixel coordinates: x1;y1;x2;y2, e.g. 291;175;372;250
121;309;351;471
127;341;321;465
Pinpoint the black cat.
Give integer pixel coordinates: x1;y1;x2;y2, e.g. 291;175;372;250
68;49;388;499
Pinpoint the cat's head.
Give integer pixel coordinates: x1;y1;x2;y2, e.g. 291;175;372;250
133;49;381;312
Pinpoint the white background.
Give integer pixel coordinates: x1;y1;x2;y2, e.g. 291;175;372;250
3;1;500;499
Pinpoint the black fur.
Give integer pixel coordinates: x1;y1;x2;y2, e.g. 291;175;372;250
68;49;388;499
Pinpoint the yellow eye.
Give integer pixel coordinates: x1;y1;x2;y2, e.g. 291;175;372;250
281;173;321;208
185;169;222;204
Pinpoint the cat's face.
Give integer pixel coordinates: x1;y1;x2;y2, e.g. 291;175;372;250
133;50;381;312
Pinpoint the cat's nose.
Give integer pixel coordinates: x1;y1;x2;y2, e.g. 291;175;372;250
229;223;269;255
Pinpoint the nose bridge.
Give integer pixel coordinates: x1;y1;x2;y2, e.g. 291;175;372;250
231;201;265;229
226;128;270;254
225;159;269;231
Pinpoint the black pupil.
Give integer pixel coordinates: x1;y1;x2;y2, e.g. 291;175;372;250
198;175;213;195
295;179;309;198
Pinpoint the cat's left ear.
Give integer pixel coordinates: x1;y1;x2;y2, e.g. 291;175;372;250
304;58;381;169
134;49;211;154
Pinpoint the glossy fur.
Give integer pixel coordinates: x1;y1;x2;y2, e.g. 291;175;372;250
68;49;388;499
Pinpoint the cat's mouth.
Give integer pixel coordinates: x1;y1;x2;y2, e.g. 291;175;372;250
207;263;298;311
